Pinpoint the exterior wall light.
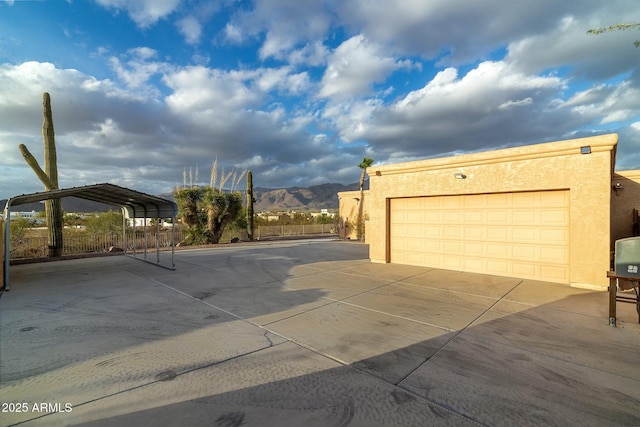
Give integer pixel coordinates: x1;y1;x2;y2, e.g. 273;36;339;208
454;173;467;179
580;146;592;154
612;182;624;195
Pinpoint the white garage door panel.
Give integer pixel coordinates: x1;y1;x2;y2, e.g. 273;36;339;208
390;191;570;283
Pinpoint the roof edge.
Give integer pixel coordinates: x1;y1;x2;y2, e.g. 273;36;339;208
5;183;177;218
368;134;618;176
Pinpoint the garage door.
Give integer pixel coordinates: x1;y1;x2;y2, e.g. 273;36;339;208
389;191;570;283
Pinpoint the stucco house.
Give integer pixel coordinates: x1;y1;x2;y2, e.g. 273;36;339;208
339;134;640;288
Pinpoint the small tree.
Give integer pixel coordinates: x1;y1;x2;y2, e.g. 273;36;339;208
174;160;245;245
85;211;123;235
357;157;374;241
205;188;243;243
10;217;32;243
174;187;207;245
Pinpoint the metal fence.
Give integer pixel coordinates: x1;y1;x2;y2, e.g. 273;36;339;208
9;224;337;260
9;230;185;259
255;223;336;239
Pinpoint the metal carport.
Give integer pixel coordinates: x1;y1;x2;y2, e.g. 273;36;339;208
3;183;178;290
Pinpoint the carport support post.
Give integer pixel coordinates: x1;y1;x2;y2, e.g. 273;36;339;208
155;216;160;264
171;217;175;269
132;216;137;258
3;202;10;290
121;208;127;256
143;207;147;261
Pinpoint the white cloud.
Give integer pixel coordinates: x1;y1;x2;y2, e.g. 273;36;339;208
563;80;640;125
224;23;243;43
505;11;639;79
327;61;574;155
107;48;166;92
319;35;414;99
498;97;533;110
227;0;334;60
614;123;640;170
177;15;202;44
95;0;181;28
0;61;355;198
287;41;330;67
163;65;313;120
163;66;261;116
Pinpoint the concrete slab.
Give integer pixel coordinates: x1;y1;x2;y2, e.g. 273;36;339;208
344;282;498;331
400;331;640;427
399;268;524;298
21;343;475;427
1;239;639;427
283;269;392;301
267;301;453;384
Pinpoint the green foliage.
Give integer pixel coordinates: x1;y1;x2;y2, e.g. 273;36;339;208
587;23;640;48
358;157;374;170
85;211;123;235
174;186;244;245
10;217;32;242
233;206;248;230
174;187;204;227
182;225;210;245
208;190;243;243
64;213;82;229
315;214;335;224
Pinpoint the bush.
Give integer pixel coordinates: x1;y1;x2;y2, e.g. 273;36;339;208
85;211;123;235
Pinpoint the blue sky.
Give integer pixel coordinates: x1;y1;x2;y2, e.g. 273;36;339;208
1;0;639;199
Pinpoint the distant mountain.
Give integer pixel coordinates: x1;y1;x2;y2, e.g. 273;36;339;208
253;182;361;211
1;197;116;214
1;182;366;214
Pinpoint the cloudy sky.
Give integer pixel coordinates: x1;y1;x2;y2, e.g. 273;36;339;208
1;0;639;199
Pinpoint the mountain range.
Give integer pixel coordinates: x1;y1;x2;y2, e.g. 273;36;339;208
1;182;364;214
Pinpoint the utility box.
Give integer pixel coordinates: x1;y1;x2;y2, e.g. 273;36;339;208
615;237;640;278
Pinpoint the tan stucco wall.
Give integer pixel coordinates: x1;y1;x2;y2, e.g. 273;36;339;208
337;190;370;241
366;134;618;287
611;170;640;248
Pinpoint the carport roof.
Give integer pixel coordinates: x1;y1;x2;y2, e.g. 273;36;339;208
5;183;177;218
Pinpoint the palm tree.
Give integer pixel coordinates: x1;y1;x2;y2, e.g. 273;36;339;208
357;157;373;241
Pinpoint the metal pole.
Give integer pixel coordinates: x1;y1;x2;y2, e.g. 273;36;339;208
3;201;12;290
132;215;136;258
156;217;160;265
143;207;148;261
121;207;127;256
171;216;175;270
608;272;617;327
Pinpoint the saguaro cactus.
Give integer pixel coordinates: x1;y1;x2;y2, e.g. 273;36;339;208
18;92;64;257
246;170;255;241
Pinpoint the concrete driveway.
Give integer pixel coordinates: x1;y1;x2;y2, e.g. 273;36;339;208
1;239;638;427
